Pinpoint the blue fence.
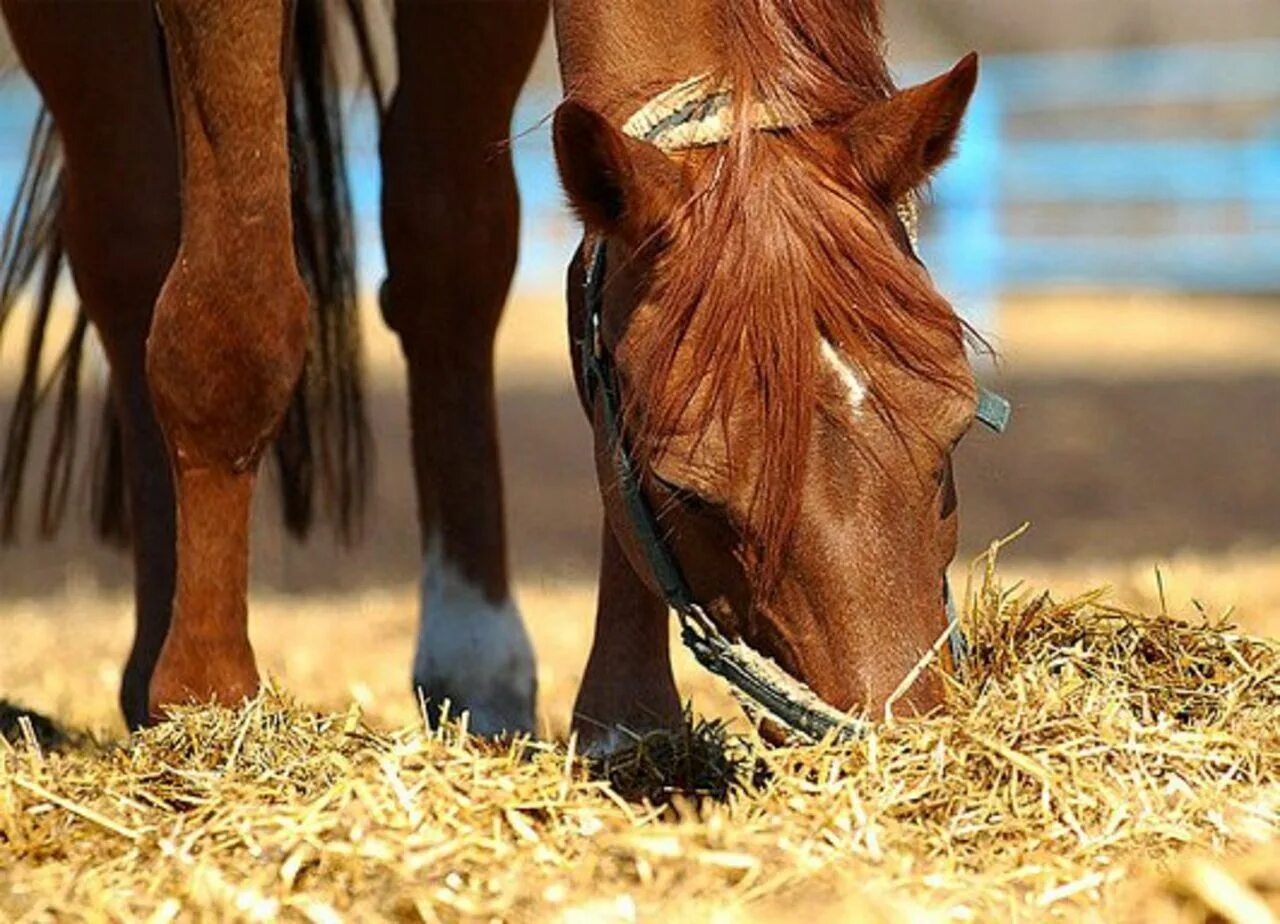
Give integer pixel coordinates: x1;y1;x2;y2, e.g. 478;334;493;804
2;40;1277;313
920;40;1280;309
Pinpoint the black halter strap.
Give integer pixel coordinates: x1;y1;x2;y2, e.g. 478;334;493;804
577;240;1010;743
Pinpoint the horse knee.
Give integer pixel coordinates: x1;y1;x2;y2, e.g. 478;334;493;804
146;254;309;470
378;100;521;345
146;0;305;470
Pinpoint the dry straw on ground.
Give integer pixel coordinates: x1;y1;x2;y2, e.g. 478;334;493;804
2;554;1278;922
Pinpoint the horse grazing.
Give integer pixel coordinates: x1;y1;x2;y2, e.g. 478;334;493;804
1;0;987;747
553;1;991;746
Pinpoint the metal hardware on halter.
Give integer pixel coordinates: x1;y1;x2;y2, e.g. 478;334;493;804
579;240;1011;744
976;388;1011;434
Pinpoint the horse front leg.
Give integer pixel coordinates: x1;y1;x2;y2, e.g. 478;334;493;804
572;519;682;752
0;0;181;730
378;1;548;736
144;0;308;719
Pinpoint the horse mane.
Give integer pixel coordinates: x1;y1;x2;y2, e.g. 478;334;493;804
628;0;969;590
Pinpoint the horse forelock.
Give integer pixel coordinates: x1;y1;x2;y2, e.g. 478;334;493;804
622;0;969;594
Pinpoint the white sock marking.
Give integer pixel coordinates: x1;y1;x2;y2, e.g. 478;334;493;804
413;531;536;736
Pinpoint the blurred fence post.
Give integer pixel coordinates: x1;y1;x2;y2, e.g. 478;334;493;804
1254;118;1280;246
930;83;1001;327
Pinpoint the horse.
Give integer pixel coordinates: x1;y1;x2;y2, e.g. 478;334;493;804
1;0;988;749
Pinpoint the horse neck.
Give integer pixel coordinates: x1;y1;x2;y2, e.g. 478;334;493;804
553;0;721;121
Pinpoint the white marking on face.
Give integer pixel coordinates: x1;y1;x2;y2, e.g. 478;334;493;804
820;339;867;415
413;531;537;736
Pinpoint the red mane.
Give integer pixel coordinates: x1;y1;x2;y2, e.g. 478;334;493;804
627;0;970;590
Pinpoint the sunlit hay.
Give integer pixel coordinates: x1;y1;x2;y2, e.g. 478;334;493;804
1129;844;1280;923
1;561;1277;920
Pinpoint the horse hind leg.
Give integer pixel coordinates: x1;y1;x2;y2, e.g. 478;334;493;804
380;1;549;736
143;0;310;718
0;0;180;729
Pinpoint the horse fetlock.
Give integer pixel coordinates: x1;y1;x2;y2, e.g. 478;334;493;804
570;675;684;753
147;630;260;723
412;545;537;737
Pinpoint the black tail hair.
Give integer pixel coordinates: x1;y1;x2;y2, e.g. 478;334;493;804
0;0;382;546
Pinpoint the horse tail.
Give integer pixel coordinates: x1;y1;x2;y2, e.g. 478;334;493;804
0;0;383;546
281;0;381;542
0;107;83;544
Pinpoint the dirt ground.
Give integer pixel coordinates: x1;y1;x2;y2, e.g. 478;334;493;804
1;289;1278;738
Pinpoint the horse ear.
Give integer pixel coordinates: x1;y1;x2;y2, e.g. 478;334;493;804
554;100;686;246
848;52;979;203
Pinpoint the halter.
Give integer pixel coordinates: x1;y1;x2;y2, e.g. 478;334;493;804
573;82;1012;744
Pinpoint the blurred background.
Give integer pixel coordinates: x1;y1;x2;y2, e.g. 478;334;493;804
1;3;1277;730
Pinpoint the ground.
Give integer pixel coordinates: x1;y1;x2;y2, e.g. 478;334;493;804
1;291;1278;920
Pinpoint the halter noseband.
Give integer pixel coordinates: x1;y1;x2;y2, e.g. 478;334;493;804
573;81;1011;744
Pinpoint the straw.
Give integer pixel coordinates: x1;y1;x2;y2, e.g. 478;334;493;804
2;560;1277;921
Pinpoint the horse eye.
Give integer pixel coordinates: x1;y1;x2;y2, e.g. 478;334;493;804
651;472;719;515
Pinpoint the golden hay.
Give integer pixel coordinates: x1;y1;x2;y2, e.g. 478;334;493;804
2;560;1277;922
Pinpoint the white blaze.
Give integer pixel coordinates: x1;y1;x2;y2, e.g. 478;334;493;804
820;339;867;415
413;531;536;736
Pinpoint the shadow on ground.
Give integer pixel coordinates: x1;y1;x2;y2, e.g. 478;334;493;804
1;370;1278;598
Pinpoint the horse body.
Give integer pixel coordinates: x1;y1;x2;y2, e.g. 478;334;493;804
1;0;983;745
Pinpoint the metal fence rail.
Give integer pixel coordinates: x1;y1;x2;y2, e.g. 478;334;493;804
920;40;1280;308
2;41;1277;308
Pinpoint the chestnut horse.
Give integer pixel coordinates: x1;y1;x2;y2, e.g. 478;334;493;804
1;0;985;747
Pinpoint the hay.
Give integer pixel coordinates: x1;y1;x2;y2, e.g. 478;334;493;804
2;561;1277;921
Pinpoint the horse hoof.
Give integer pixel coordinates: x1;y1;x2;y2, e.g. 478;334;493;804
120;661;155;732
412;602;537;737
413;542;538;737
0;701;67;750
414;673;537;738
413;615;537;737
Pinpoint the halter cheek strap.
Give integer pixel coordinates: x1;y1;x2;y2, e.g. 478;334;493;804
579;241;1012;744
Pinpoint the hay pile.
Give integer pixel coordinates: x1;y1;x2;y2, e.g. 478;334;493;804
2;564;1277;921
